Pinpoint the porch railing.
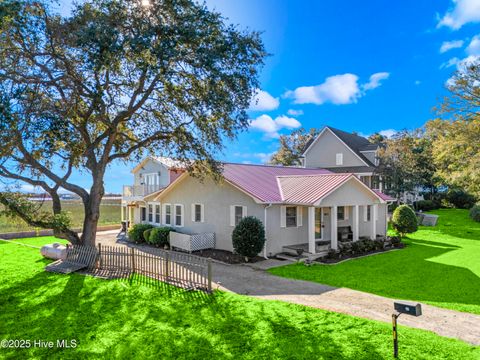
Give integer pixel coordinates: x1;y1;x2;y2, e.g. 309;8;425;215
123;184;163;197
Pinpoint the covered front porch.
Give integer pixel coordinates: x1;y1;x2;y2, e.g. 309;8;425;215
282;203;386;257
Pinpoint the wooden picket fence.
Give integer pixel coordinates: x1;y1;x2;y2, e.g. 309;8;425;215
67;244;213;292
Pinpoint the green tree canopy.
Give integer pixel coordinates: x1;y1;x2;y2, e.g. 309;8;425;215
426;61;480;198
270;128;319;166
375;129;438;199
0;0;265;244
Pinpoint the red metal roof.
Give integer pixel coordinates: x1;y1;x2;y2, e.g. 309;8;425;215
373;189;396;202
222;163;331;203
277;174;353;204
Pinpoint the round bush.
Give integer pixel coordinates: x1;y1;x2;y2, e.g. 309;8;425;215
128;223;154;243
149;227;172;247
391;205;418;238
470;205;480;222
232;216;265;260
446;189;476;209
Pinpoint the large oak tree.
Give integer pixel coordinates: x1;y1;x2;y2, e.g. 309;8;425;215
0;0;265;245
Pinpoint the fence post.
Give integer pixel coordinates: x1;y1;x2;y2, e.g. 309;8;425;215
207;258;212;293
130;247;135;273
97;243;102;269
165;252;169;280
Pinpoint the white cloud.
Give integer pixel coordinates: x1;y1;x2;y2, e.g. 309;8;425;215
378;129;397;138
362;72;390;91
440;57;460;69
287;109;304;116
284;73;360;105
284;72;389;106
438;0;480;30
466;35;480;55
440;40;464;53
249;89;280;111
252;152;275;163
249;114;301;138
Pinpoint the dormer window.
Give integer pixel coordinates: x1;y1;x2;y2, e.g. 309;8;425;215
336;153;343;165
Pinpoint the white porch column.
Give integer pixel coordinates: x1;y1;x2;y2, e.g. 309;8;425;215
308;207;316;254
370;204;378;240
331;205;338;250
353;205;359;241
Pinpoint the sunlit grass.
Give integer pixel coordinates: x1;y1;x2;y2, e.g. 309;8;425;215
0;236;478;359
269;209;480;315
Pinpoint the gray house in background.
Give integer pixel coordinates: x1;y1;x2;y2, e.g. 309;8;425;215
301;126;383;191
122;156;393;258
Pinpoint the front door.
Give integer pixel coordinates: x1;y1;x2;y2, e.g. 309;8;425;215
315;207;323;240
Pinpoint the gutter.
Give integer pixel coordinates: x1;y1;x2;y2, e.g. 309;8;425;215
263;203;273;259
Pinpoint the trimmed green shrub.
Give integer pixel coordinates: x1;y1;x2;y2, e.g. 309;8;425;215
391;205;418;238
416;200;438;212
143;228;153;243
149;227;172;247
232;216;265;260
470;205;480;222
128;223;154;243
446;189;476;209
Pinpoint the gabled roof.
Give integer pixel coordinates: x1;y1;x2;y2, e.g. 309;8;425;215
277;174;353;205
222;163;332;203
302;126;379;167
131;156;186;173
153;162;391;205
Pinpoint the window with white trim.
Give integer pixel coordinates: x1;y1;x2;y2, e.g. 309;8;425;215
163;204;172;225
148;204;153;222
234;206;243;226
155;204;161;224
174;204;184;227
285;206;297;227
192;203;204;223
337;206;345;221
230;205;246;226
363;205;371;222
336;153;343;165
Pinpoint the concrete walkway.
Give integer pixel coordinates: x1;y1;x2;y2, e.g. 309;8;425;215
92;231;480;345
213;262;480;346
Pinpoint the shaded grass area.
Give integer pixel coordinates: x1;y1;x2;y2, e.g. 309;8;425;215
0;237;478;359
269;209;480;315
0;200;120;233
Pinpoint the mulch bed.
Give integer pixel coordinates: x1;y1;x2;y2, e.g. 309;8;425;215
193;249;264;264
319;243;405;264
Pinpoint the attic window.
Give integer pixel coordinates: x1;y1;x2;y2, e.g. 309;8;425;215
336;153;343;165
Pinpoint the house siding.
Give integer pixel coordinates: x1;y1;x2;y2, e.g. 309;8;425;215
156;176;264;252
304;129;366;168
133;159;170;187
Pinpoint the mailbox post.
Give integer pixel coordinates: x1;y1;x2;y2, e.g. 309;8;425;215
392;301;422;358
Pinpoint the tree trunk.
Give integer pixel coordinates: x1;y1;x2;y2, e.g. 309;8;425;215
49;189;81;244
80;180;104;246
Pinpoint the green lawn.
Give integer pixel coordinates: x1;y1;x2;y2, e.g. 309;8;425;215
269;209;480;315
0;237;478;359
0;199;121;233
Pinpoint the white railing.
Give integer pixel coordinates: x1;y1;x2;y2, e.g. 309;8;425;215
170;232;215;253
123;184;163;197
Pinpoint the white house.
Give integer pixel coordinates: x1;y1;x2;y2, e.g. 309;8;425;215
122;158;394;257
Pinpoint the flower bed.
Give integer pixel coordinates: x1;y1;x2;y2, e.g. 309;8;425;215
320;237;404;264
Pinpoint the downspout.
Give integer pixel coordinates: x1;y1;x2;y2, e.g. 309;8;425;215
263;204;273;259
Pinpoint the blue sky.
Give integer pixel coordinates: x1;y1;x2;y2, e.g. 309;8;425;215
53;0;480;193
